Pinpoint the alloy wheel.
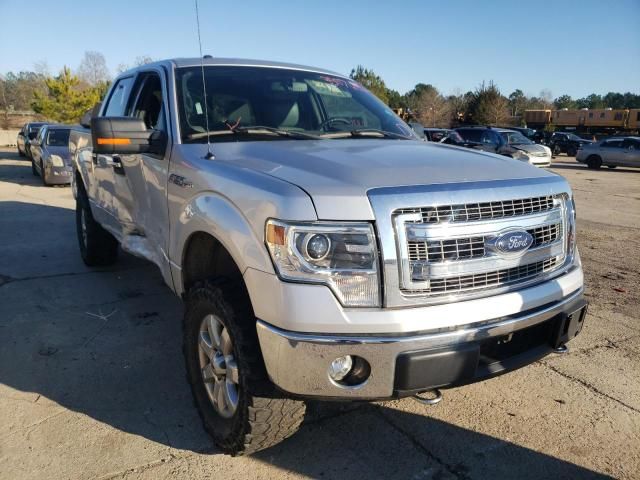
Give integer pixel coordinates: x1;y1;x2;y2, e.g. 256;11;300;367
198;314;240;418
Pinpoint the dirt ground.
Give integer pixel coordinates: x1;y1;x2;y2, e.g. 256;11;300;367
0;148;638;480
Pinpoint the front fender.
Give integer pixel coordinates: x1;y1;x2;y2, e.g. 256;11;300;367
170;192;279;297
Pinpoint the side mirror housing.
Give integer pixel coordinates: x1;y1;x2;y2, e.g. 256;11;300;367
91;117;166;155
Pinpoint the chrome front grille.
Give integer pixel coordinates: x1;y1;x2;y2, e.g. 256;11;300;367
392;192;569;303
408;223;561;263
396;195;555;224
407;258;559;296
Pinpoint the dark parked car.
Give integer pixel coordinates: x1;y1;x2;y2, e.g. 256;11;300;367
548;132;593;157
30;124;73;185
499;126;536;139
454;126;551;167
423;128;451;142
16;122;47;158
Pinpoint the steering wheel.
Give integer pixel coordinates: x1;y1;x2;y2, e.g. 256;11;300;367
317;117;352;131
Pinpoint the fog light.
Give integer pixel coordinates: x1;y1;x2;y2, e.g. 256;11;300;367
328;355;353;382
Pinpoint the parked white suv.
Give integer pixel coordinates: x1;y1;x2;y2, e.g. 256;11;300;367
69;57;587;455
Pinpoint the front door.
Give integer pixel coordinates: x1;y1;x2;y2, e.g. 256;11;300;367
119;69;172;276
91;75;136;233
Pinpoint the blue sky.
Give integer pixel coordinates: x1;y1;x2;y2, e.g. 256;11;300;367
1;0;639;98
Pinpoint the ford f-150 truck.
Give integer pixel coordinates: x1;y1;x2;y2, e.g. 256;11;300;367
69;57;587;455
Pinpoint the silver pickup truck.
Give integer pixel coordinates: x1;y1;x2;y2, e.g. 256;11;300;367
69;57;587;455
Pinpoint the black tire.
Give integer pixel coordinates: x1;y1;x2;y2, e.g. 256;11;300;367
607;165;617;169
184;280;306;456
31;160;37;176
567;147;577;157
587;155;602;170
18;147;25;157
552;145;561;156
75;185;119;266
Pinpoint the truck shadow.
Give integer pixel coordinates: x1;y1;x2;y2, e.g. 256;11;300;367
0;203;611;479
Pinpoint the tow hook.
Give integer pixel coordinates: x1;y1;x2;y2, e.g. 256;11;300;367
553;344;569;354
412;389;443;406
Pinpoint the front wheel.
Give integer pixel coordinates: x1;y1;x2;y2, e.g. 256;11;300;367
75;187;119;266
184;280;306;455
587;155;602;170
31;160;37;176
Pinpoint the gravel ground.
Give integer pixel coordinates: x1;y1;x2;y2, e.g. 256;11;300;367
0;148;638;480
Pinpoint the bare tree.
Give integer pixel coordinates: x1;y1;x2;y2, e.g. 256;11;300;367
413;85;451;128
116;55;154;74
78;51;110;86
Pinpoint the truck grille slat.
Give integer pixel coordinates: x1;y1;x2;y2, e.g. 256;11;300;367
404;258;559;296
397;195;555;224
408;223;561;263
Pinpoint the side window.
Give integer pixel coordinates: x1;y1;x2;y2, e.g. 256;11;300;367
104;76;134;116
37;127;46;144
622;139;637;150
480;131;498;145
130;73;166;131
460;129;482;142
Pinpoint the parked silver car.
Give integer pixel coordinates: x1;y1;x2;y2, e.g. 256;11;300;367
30;124;73;185
576;137;640;169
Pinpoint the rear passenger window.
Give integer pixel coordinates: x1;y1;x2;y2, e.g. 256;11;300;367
104;77;134;116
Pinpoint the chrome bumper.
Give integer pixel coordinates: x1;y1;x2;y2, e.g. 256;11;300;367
256;288;586;399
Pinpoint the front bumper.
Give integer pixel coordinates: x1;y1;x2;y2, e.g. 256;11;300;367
44;165;73;184
257;288;587;400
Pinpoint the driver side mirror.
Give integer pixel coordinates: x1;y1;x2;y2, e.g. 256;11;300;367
91;117;167;156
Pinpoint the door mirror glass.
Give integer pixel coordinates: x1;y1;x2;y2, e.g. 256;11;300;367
91;116;166;155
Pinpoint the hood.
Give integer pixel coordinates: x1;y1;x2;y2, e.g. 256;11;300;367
46;146;72;165
512;143;549;154
203;139;557;220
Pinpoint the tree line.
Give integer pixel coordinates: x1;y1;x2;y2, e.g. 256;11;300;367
350;65;640;128
0;52;154;126
1;54;639;127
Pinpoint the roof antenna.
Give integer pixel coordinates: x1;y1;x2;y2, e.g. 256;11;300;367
194;0;214;159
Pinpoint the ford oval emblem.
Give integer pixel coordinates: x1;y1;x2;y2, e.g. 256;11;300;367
493;230;534;256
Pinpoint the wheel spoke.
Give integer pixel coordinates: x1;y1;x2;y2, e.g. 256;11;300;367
224;379;239;411
199;331;214;359
226;356;239;384
216;381;227;411
220;328;233;356
206;315;222;349
202;364;216;384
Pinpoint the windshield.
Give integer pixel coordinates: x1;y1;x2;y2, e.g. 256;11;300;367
175;66;414;143
46;129;70;146
500;131;534;145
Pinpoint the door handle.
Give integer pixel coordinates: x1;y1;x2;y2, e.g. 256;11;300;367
104;155;125;175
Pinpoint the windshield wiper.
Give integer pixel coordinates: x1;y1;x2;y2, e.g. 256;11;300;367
188;126;320;141
321;128;412;140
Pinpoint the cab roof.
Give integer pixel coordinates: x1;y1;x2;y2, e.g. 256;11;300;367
121;57;347;79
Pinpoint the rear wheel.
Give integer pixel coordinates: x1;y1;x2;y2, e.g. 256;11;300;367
184;280;306;455
552;145;561;156
75;186;119;266
567;146;577;157
587;155;602;170
607;165;617;169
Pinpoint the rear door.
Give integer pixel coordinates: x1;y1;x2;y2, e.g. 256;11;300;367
600;139;624;165
620;139;640;167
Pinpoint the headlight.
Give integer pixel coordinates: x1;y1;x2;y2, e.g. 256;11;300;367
542;145;552;155
49;154;65;167
265;220;380;307
511;150;529;161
